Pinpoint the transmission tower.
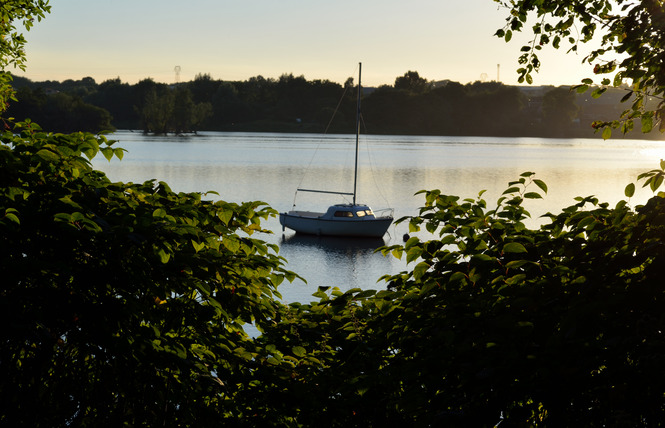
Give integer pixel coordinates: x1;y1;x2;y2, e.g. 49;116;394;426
174;65;181;83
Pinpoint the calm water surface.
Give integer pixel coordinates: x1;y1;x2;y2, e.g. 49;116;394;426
92;131;665;303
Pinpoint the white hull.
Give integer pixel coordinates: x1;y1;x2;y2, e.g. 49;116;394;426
280;205;392;238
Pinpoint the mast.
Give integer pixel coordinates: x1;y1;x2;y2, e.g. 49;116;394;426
353;62;361;206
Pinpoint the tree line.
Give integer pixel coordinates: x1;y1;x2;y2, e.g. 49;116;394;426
9;71;657;139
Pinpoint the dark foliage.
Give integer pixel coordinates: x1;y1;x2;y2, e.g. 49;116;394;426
10;73;656;139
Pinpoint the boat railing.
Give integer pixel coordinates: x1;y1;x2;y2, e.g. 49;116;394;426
374;207;394;219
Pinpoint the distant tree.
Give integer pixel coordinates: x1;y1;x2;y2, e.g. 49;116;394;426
394;71;431;93
59;76;97;97
138;86;211;134
172;87;194;133
132;78;168;120
210;82;243;126
6;87;114;133
88;77;137;129
542;86;580;134
172;86;212;133
188;73;221;104
471;83;527;136
139;88;171;133
429;81;471;134
191;101;213;131
344;77;354;91
362;85;412;134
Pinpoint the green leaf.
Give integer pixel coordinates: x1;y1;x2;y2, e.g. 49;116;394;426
266;356;281;366
35;149;59;161
153;208;167;218
624;183;635;198
472;253;494;262
157;248;170;264
192;240;206;253
503;242;527;254
351;290;374;300
620;91;633;103
523;192;542;199
4;212;20;224
222;237;241;253
101;147;113;162
218;209;233;225
591;87;607;98
533;179;548;193
58;196;82;209
406;246;423;264
575;84;589;93
641;115;653;133
413;261;430;281
602;126;612;140
577;216;595;228
506;260;529;269
292;346;306;357
503;187;521;195
650;174;664;192
450;271;467;283
505;273;527;285
113;147;125;160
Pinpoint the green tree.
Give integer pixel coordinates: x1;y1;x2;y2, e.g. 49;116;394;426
542;86;580;134
494;0;665;137
0;0;50;113
140;86;212;134
140;86;174;134
172;86;194;133
6;88;114;133
211;81;246;127
1;2;301;425
394;70;431;93
188;72;221;104
88;77;137;129
0;122;300;425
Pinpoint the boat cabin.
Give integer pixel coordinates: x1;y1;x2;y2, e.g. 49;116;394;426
324;204;377;220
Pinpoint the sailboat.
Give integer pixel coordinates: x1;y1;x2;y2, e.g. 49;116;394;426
279;63;393;238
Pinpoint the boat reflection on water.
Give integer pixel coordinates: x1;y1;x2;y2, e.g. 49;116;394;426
277;233;393;303
279;233;386;252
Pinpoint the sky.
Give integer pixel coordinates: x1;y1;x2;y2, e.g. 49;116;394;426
14;0;600;88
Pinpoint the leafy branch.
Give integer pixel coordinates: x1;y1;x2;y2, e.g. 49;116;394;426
494;0;665;138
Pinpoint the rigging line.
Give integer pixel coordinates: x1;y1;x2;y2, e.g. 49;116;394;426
291;64;360;208
323;74;353;135
359;112;392;210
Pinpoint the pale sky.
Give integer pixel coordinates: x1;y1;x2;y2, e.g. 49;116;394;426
14;0;599;87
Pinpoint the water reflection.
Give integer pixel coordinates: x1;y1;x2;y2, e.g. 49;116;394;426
280;233;386;251
277;233;394;304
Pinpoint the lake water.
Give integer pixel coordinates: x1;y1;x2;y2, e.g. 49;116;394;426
92;130;665;304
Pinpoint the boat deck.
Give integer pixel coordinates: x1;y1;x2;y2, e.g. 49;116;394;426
288;210;324;218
